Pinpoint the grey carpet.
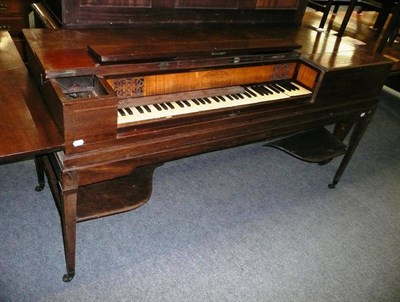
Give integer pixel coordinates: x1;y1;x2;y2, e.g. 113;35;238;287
1;87;399;302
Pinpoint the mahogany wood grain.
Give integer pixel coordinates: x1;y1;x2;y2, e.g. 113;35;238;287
23;7;396;282
0;32;63;163
42;0;307;27
23;24;392;158
1;0;399;283
0;0;25;12
76;164;160;221
296;63;319;89
74;0;300;9
88;39;300;63
23;26;300;79
138;64;296;96
300;11;400;75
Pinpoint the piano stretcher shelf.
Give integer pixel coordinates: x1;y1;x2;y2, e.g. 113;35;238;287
264;127;347;163
76;165;160;222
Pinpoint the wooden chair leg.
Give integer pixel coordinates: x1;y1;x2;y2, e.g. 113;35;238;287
318;0;335;29
388;23;400;45
337;0;358;37
333;4;340;14
376;2;400;53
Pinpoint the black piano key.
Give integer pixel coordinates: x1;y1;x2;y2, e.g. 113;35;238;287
251;86;266;96
143;105;152;113
176;101;185;108
166;102;175;109
244;87;257;97
204;97;212;104
226;94;234;100
266;83;282;93
197;98;206;105
154;104;162;111
260;85;273;95
272;82;286;92
231;94;239;100
136;106;144;114
285;81;300;90
259;85;271;95
118;108;126;116
212;96;220;103
182;100;191;107
192;99;200;105
236;93;244;99
276;81;292;91
125;107;134;115
160;103;169;110
217;96;226;102
279;81;298;91
249;86;260;95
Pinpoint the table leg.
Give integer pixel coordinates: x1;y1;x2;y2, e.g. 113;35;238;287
34;156;45;191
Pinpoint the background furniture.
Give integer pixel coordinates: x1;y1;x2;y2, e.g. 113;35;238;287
0;0;30;60
307;0;359;36
376;1;400;53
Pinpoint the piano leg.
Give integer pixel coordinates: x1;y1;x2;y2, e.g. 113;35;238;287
333;120;355;142
318;120;355;166
328;107;376;189
34;156;46;191
42;152;161;281
41;154;77;281
60;172;78;282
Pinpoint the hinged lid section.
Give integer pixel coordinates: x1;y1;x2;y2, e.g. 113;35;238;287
88;39;301;63
23;26;302;79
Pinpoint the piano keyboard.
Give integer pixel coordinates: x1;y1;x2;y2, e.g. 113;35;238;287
117;80;312;124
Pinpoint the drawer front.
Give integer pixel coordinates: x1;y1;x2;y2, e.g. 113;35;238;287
0;0;25;14
0;17;25;36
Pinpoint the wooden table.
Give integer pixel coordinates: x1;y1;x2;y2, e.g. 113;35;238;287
0;31;63;164
0;31;63;189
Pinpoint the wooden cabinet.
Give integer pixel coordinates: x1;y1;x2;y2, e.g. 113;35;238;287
40;0;307;28
0;0;29;59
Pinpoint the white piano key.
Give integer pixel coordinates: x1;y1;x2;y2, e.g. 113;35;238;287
117;80;312;124
246;87;289;103
274;82;312;97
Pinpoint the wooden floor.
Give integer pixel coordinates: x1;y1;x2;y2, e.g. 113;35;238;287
301;10;400;88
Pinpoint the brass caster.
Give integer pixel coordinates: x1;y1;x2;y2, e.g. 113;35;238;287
35;184;45;192
62;271;75;282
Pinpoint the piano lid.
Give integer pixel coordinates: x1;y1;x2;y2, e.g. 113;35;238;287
88;38;301;63
23;25;301;78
